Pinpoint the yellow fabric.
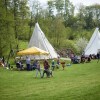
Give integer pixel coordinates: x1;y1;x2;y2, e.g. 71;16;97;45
17;47;49;56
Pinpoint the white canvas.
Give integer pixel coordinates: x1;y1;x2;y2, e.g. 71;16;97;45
28;22;58;59
84;28;100;55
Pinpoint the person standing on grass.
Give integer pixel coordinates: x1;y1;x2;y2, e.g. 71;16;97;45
61;61;65;70
41;60;52;78
56;57;60;69
26;56;31;71
35;61;42;78
97;52;100;63
32;60;37;70
51;59;55;71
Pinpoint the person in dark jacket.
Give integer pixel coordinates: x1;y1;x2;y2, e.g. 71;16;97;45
41;60;52;78
97;52;100;63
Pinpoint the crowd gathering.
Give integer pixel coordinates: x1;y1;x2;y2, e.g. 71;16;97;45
15;56;61;78
70;52;100;64
0;51;100;78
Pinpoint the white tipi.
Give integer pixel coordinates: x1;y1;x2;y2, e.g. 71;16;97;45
84;28;100;55
28;22;58;59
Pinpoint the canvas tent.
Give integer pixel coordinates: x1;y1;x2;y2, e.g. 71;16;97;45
84;28;100;55
28;22;58;59
17;46;49;56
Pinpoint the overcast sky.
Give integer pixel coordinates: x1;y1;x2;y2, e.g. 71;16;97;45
70;0;100;6
29;0;100;13
30;0;100;6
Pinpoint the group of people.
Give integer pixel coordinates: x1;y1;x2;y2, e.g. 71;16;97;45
34;57;64;78
32;57;61;78
16;56;61;78
70;52;100;64
31;59;53;78
1;51;100;78
29;59;53;78
70;53;80;64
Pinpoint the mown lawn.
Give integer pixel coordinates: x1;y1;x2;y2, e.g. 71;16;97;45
0;60;100;100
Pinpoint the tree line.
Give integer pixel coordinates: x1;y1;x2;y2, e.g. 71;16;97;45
0;0;100;57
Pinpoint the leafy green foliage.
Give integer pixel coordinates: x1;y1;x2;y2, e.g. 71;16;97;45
75;38;88;54
0;0;100;57
0;0;29;57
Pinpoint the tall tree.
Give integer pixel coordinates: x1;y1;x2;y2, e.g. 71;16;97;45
47;0;55;18
18;0;29;40
11;0;29;41
31;0;42;22
74;4;86;30
64;0;75;27
0;0;15;56
84;7;94;29
49;17;66;48
55;0;64;16
12;0;19;39
88;4;100;28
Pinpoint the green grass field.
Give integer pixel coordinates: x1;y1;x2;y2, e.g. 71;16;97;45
0;60;100;100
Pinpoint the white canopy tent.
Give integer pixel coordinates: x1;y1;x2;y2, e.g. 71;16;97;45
28;22;58;59
84;28;100;55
